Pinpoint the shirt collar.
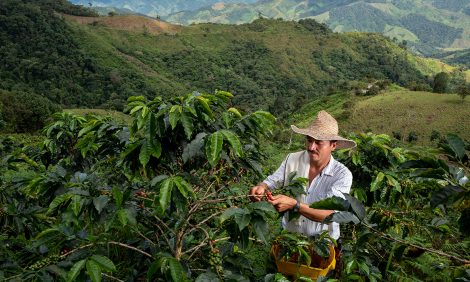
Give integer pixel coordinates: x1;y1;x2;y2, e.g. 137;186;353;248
320;155;335;177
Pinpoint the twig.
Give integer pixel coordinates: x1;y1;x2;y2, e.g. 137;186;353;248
188;210;224;234
59;241;154;260
363;222;470;264
59;243;95;259
186;226;211;260
102;273;124;282
108;241;153;259
135;229;157;246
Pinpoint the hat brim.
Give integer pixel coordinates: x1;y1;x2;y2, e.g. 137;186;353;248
291;125;356;149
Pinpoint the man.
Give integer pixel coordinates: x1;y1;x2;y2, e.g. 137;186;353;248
249;110;356;240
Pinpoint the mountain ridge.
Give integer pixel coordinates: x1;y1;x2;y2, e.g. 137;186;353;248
161;0;470;56
0;0;464;123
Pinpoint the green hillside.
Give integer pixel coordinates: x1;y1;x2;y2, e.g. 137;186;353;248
436;48;470;68
289;90;470;146
0;0;466;132
164;0;470;56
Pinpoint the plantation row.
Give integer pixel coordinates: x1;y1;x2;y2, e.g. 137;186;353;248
0;91;469;281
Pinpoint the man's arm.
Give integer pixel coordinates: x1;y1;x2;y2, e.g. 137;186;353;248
267;195;334;221
267;171;352;221
249;155;289;202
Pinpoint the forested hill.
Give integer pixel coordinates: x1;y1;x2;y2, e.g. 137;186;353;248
163;0;470;56
0;0;452;125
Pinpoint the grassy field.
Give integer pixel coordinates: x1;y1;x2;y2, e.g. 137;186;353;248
282;89;470;146
341;90;470;145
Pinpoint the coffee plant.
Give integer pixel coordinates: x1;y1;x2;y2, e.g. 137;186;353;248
0;92;469;281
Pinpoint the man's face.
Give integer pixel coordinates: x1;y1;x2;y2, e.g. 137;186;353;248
305;136;337;164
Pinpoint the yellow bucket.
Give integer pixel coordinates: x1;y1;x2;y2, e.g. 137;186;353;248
271;244;336;280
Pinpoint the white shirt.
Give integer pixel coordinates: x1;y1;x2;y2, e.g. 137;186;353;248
263;151;352;239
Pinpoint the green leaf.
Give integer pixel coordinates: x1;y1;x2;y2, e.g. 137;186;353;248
127;96;146;102
343;194;365;220
309;196;349;211
169;105;181;129
386;175;401;192
139;140;151;167
90;255;116;272
139;139;161;167
169;258;187;282
228;107;242;118
129;105;143;115
112;186;123;207
253;218;269;243
324;211;360;224
430;185;463;208
173;177;195;199
182;133;206;163
147;260;159;281
71;195;82;217
358;261;370;276
235;213;251;231
121;142;140;159
196;96;213;118
46;265;67;280
93;195;109;214
444;133;466;161
150;174;169;187
48;194;72;214
205;132;224;166
159;178;174;211
86;259;102;282
370;172;385;192
67;259;86;282
141;105;149;118
346;259;357;274
220;130;243;157
248;201;276;214
180;111;194;139
195;272;219;282
117;209;128;226
146;113;156;138
220;207;245;223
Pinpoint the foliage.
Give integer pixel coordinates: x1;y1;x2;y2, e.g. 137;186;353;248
1;0;439;124
433;72;450;93
0;89;61;133
0;91;285;281
1;92;469;280
273;231;334;267
335;132;470;281
457;83;470;100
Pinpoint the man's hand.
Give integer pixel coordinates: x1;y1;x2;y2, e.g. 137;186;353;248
249;183;267;202
267;194;297;212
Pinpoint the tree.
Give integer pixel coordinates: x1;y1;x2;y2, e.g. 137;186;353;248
456;83;470;100
433;72;450;93
0;90;61;132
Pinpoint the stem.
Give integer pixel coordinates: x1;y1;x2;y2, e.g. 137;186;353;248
363;222;470;264
59;241;153;260
108;241;153;259
59;243;95;259
102;273;124;282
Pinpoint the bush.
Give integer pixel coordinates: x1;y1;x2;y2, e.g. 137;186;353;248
407;131;418;142
456;83;470;100
392;131;402;141
433;72;450;93
430;130;441;142
0;90;61;132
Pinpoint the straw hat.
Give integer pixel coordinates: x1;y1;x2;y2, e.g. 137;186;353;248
291;110;356;149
